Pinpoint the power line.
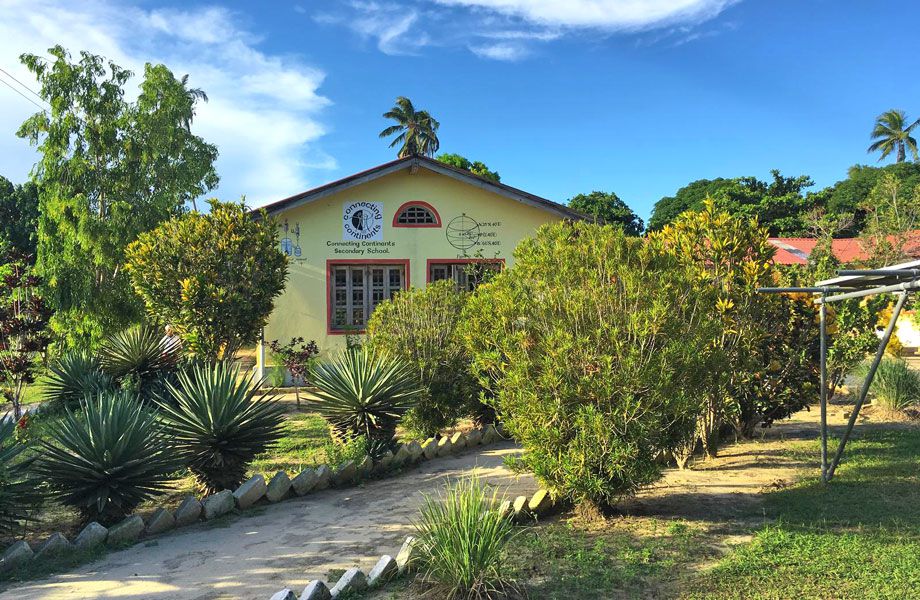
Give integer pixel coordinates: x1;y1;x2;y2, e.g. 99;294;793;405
0;74;46;113
0;66;46;105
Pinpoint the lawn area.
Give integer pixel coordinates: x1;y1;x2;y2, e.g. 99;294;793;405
682;426;920;599
249;409;331;476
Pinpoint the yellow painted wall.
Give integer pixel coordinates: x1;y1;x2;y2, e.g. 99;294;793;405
262;166;564;356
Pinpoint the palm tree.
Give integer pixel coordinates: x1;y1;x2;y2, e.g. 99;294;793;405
378;96;440;158
868;109;920;163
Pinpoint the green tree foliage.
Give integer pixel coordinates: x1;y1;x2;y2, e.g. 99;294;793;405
567;191;644;235
461;221;719;508
125;200;288;361
648;171;813;235
17;46;218;349
858;173;920;266
379;96;440;158
0;177;38;257
868;109;920;163
367;280;486;438
818;163;920;233
435;153;501;182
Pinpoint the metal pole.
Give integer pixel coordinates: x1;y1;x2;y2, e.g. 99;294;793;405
826;291;909;480
819;279;920;303
820;296;828;483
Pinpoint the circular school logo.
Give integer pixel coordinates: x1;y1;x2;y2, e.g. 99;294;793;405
343;201;384;241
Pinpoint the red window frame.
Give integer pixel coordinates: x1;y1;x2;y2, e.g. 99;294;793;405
326;259;411;335
392;201;442;228
425;258;506;284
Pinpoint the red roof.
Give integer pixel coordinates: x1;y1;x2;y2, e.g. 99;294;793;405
768;233;920;265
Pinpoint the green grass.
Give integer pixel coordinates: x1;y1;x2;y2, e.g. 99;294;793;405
249;410;332;477
683;427;920;600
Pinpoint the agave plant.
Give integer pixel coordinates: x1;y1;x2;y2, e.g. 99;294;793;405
99;325;182;401
159;361;285;494
308;346;422;443
0;417;41;535
42;351;113;410
33;391;180;524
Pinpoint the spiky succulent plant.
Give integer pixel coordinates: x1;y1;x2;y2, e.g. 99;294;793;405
308;346;422;443
34;391;180;524
158;361;285;494
42;351;113;410
99;325;182;402
0;418;41;535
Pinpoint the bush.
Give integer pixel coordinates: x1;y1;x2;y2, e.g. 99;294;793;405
99;325;182;402
413;477;517;600
461;221;718;508
0;418;41;534
308;346;422;443
368;280;485;438
34;391;179;524
863;357;920;413
159;361;285;493
42;351;113;410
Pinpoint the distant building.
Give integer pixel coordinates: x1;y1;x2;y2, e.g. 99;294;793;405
768;234;920;266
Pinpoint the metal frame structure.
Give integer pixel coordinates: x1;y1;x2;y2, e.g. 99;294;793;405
758;259;920;483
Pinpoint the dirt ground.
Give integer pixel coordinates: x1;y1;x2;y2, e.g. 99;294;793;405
0;402;863;600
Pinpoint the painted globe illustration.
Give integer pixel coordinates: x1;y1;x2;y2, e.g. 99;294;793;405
351;209;374;233
446;214;481;251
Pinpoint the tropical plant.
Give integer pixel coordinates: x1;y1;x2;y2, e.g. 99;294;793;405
858;173;920;266
368;280;484;438
0;418;41;535
159;362;285;493
567;191;644;235
868;109;920;163
267;336;319;407
461;221;719;508
862;356;920;413
413;477;517;600
0;176;38;257
18;46;218;349
33;391;179;524
42;351;113;410
99;325;182;402
309;346;422;443
379;96;440;158
0;250;53;419
125;199;288;361
436;154;500;182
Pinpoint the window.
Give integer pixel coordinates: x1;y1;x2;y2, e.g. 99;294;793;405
329;263;407;332
429;261;502;291
393;202;441;227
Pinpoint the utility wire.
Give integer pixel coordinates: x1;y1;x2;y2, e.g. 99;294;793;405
0;75;46;113
0;66;47;105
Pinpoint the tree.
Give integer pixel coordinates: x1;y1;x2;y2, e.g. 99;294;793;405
267;337;319;407
868;109;920;163
379;96;440;158
0;177;38;257
125;200;288;361
647;172;814;235
858;173;920;266
567;191;644;235
818;162;920;234
17;46;218;349
0;250;53;419
461;221;719;509
435;153;500;182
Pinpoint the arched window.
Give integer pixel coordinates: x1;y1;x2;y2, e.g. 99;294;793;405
393;202;441;227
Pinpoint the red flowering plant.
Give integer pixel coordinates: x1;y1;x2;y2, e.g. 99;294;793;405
0;250;53;420
267;337;319;408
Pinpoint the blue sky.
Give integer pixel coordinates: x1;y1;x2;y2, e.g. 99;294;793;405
1;1;918;220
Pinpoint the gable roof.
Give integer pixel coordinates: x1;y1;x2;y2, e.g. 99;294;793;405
258;155;586;220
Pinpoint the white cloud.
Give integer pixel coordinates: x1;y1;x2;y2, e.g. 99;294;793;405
432;0;738;31
318;1;430;55
470;42;530;61
0;0;333;207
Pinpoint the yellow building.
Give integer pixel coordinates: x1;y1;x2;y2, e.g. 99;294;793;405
256;155;582;369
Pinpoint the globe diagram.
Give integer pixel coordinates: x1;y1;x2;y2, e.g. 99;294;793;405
446;215;481;251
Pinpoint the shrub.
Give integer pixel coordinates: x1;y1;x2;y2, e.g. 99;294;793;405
267;336;319;406
42;351;113;410
413;477;517;600
159;361;285;493
0;418;41;534
368;280;484;438
863;357;920;412
461;221;718;508
308;346;422;443
99;325;182;402
34;391;179;524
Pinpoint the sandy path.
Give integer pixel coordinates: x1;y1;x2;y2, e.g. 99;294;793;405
0;443;536;600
